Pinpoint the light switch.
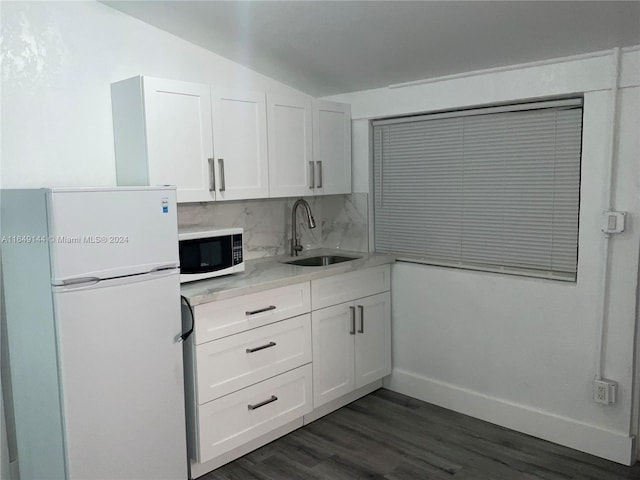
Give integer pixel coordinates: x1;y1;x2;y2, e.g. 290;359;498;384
602;211;626;233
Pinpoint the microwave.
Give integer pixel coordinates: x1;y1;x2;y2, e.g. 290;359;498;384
178;227;244;283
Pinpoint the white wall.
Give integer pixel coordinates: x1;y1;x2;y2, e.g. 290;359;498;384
0;1;307;189
327;48;640;464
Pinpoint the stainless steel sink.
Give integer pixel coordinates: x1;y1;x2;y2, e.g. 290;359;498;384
284;255;361;267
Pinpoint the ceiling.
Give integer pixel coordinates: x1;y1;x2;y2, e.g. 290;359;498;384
103;1;640;97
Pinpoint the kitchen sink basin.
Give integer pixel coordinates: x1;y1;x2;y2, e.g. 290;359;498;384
284;255;361;267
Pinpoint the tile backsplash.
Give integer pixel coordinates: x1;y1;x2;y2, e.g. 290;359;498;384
177;193;369;260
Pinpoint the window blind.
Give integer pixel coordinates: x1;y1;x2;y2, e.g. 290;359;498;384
373;100;583;281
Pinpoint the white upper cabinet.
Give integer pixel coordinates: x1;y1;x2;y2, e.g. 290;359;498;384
312;100;352;195
267;93;314;198
211;88;269;200
113;76;351;202
112;77;215;203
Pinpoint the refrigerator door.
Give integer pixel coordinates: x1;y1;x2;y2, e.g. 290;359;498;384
47;187;179;284
52;269;188;480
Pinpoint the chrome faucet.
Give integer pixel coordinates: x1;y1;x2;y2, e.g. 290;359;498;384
290;198;316;256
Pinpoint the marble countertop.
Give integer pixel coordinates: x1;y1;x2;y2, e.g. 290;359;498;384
180;248;396;306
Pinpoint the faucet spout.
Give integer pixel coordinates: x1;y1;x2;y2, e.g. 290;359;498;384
290;199;316;256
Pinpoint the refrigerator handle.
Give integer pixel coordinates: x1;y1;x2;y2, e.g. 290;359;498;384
178;295;194;343
150;264;180;273
60;277;101;287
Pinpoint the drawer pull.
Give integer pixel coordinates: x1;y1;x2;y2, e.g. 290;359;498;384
358;305;364;333
246;305;276;316
248;395;278;410
246;341;276;353
349;306;356;335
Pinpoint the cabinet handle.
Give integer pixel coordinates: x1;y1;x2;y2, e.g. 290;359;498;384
358;305;364;333
208;157;215;192
248;395;278;410
309;161;315;189
316;161;323;188
246;341;277;353
245;305;276;316
349;306;356;335
218;158;226;192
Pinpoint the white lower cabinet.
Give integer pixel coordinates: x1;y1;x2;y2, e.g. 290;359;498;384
312;292;391;407
193;282;310;344
354;292;392;388
184;265;392;477
196;314;312;403
185;282;313;470
311;302;356;406
311;264;391;310
196;364;312;463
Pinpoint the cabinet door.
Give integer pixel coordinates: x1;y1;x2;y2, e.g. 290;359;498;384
311;302;356;407
313;100;351;195
267;93;313;198
355;292;392;388
143;78;215;203
211;88;269;200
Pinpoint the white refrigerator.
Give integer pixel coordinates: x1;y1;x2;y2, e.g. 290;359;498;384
1;187;188;480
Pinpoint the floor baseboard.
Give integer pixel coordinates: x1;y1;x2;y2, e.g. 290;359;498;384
385;368;635;466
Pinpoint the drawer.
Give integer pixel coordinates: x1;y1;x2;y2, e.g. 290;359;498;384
196;314;311;403
196;364;312;463
194;282;311;344
311;265;390;310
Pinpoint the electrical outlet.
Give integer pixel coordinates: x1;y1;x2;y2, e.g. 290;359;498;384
593;379;617;405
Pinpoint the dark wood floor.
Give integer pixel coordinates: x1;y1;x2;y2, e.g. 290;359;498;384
202;389;640;480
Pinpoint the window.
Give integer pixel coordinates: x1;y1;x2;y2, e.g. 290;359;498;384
372;99;583;281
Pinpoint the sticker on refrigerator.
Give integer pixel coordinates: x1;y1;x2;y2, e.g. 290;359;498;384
161;197;169;213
